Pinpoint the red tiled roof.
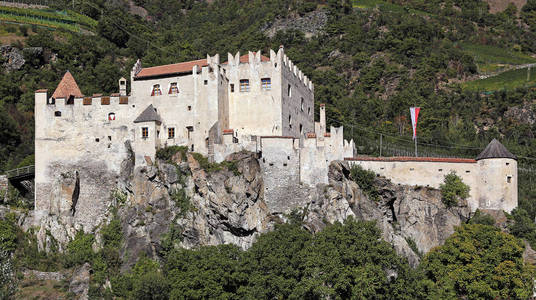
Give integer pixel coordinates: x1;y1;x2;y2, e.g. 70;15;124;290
92;93;102;97
344;156;477;163
223;129;234;134
135;59;208;79
223;53;270;64
35;89;48;93
52;71;83;99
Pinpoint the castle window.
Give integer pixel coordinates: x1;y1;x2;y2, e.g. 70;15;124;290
95;138;99;142
168;127;175;139
204;80;208;85
300;124;303;134
188;105;191;111
169;82;179;94
300;98;304;111
261;78;271;90
67;95;74;105
230;84;235;93
48;98;55;105
289;115;292;129
54;111;61;117
308;107;311;115
507;176;512;183
239;79;250;92
151;84;162;96
287;84;291;97
108;113;116;121
120;80;125;85
506;162;510;166
142;127;149;138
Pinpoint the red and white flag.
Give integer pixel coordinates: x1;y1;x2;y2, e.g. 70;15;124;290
410;107;420;140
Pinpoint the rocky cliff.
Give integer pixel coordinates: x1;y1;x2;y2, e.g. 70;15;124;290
31;151;471;268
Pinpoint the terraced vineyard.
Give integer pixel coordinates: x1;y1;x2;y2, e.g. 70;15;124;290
0;5;96;33
463;66;536;92
460;43;536;74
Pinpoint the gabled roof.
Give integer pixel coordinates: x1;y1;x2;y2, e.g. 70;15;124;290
222;53;270;64
476;139;517;160
135;59;208;79
134;104;161;123
52;71;83;99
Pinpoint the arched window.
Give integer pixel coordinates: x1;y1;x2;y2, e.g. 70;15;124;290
108;113;116;121
151;84;162;96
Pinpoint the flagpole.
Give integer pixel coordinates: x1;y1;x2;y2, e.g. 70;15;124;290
415;135;418;157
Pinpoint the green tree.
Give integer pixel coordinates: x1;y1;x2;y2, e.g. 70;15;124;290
420;224;534;299
440;171;470;208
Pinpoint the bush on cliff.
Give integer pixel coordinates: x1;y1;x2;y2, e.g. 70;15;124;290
64;231;95;268
350;165;380;201
440;171;470;208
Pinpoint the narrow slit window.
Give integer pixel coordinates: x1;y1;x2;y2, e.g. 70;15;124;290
289;115;292;128
261;78;271;90
300;97;304;111
142;127;149;138
204;80;208;85
169;82;179;94
287;84;291;97
240;79;250;92
230;84;234;93
151;84;162;96
168;127;175;139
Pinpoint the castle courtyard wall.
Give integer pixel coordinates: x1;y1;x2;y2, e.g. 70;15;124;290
346;157;480;210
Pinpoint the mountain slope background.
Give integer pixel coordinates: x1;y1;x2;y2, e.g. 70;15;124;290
2;0;536;298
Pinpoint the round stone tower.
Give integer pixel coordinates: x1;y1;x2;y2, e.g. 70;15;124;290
476;139;517;212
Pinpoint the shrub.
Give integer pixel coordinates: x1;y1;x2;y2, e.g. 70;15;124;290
349;165;380;201
469;209;495;226
171;189;191;217
0;213;17;253
0;249;16;299
64;231;95;267
156;146;188;163
439;171;470;208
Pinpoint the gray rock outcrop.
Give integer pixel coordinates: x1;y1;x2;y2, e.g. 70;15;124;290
32;151;471;270
0;45;25;71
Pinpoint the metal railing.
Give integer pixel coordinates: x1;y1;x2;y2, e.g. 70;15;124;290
6;165;35;179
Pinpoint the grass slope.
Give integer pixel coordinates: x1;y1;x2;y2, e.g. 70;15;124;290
463;66;536;91
460;42;536;73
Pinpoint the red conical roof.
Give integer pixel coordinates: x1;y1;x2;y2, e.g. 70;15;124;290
52;71;83;99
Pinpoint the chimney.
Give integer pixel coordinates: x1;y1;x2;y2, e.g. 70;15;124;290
320;103;326;137
119;77;127;96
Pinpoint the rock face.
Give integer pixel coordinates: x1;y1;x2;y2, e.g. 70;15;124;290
263;10;328;38
33;151;471;270
0;45;25;71
69;263;90;300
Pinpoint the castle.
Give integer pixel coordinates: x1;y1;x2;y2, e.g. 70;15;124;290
33;47;517;227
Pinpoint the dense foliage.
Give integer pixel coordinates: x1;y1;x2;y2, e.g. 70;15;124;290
439;171;470;207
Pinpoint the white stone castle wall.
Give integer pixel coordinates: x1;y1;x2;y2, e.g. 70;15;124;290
34;92;135;229
346;158;518;212
225;51;284;137
280;52;314;139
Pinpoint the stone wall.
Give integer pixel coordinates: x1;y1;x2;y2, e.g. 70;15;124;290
346;156;517;212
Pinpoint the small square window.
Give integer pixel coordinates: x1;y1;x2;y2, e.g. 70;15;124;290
507;176;512;183
142;127;149;138
168;127;175;139
230;84;234;92
261;78;271;90
188;105;191;111
240;79;250;92
204;80;208;85
151;84;162;96
169;82;179;94
54;111;61;117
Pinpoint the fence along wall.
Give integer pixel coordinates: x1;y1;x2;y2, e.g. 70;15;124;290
345;156;517;212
